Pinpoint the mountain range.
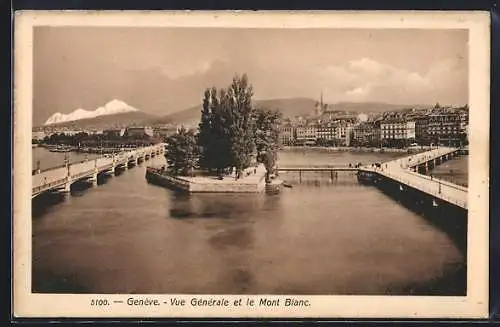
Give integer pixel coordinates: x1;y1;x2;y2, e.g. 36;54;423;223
44;99;139;125
37;98;432;130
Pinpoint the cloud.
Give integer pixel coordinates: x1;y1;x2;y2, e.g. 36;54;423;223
320;57;466;104
159;58;229;79
345;85;371;98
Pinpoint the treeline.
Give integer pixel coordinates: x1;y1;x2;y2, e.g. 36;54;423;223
165;74;282;181
36;132;160;147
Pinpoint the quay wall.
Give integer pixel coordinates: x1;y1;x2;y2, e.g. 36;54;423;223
146;168;267;193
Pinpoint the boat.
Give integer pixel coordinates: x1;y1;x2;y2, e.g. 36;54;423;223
356;170;376;183
49;146;72;153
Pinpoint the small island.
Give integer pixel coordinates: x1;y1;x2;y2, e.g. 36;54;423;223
146;74;283;193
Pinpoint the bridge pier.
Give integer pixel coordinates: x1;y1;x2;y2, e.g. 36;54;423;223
90;172;98;187
59;181;71;195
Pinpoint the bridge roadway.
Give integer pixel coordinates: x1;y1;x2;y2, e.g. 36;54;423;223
32;143;165;198
359;147;467;209
276;146;466;210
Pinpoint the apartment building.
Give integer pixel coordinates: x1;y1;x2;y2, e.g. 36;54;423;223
295;123;318;145
427;112;462;146
279;125;295;146
352;122;378;146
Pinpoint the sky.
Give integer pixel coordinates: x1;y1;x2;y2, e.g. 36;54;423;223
33;27;468;125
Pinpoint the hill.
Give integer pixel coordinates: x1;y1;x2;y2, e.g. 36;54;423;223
36;111;157;130
149;98;432;126
326;102;430;113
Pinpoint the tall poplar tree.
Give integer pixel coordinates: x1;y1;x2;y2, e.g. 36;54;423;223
198;88;213;172
226;74;255;179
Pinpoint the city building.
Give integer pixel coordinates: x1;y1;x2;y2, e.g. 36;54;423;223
316;124;334;142
414;116;429;145
380;119;416;147
295;123;318;145
154;125;179;138
103;128;126;138
32;131;46;141
279;125;295;146
427;112;462;146
125;126;154;138
336;122;353;146
458;107;469;133
352;122;378;146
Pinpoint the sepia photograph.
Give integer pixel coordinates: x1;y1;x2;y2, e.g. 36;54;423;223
13;11;490;318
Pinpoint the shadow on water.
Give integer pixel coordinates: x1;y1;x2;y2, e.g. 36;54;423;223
32;174;114;219
364;178;467;296
32;192;67;219
385;262;466;296
168;192;268;220
373;181;467;256
32;268;90;293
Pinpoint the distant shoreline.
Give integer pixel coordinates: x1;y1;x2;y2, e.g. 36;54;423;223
280;146;427;153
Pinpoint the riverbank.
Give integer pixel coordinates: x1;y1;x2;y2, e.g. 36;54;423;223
281;146;430;153
146;164;269;193
38;143;160;154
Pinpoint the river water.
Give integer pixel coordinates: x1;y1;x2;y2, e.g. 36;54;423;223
32;147;467;295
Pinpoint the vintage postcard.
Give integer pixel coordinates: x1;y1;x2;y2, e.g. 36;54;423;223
13;10;490;318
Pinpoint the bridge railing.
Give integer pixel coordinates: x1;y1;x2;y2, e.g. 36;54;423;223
404;169;468;192
33;166;68;189
33;144;164;193
32;177;68;194
69;161;95;176
380;169;467;209
71;169;96;181
276;164;354;169
383;147;459;169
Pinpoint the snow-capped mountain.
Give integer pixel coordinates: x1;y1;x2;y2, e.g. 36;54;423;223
44;99;139;125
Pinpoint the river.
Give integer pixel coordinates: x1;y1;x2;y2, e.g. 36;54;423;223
32;147;467;295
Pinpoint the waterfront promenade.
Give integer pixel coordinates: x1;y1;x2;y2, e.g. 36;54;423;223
32;144;164;198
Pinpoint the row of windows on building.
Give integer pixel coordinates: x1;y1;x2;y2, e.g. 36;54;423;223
280;116;468;146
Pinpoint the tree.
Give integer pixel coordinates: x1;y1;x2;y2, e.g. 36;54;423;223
225;74;256;179
252;107;282;182
210;87;232;176
196;74;257;179
198;88;214;172
164;127;199;176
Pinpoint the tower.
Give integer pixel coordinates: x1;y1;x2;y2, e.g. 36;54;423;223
316;91;324;117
